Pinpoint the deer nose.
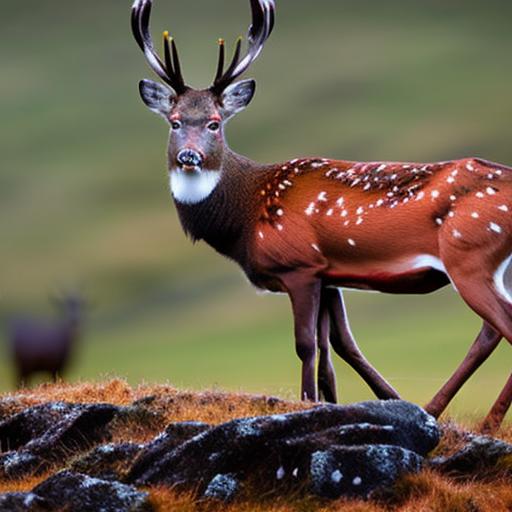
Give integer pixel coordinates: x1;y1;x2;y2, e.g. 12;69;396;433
177;149;203;168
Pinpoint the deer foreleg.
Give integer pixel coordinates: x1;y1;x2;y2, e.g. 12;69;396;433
425;322;501;418
284;273;322;402
317;293;337;403
325;288;401;400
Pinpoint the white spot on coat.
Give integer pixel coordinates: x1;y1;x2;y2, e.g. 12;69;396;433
348;239;356;247
453;229;462;239
489;222;502;234
476;192;485;198
318;191;328;202
258;231;264;239
498;205;509;212
352;476;362;486
276;467;285;480
276;209;284;216
486;187;496;195
311;243;321;252
305;203;315;215
431;190;440;199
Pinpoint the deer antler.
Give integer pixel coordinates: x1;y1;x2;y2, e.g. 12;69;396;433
131;0;188;94
210;0;276;94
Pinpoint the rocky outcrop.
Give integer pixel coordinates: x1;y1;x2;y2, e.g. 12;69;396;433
0;403;119;479
1;395;508;507
129;400;439;500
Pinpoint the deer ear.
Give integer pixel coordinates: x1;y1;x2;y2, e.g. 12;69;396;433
219;79;256;120
139;79;175;121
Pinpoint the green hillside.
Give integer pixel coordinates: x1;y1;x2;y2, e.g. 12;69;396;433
1;0;511;418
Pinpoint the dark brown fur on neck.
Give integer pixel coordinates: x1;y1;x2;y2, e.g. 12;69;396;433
174;151;270;265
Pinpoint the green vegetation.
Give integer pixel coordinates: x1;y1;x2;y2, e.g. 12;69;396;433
1;1;511;418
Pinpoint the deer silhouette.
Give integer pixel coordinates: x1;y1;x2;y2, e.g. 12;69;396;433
8;294;84;388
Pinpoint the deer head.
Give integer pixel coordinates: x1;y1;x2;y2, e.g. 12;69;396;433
132;0;275;204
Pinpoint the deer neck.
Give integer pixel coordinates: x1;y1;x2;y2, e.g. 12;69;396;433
172;150;264;262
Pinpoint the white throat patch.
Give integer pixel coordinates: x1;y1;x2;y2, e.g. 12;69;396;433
169;169;222;205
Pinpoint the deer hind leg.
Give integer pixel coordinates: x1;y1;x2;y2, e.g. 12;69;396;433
440;249;512;432
480;372;512;434
317;289;337;403
283;272;322;402
324;288;401;400
425;322;502;418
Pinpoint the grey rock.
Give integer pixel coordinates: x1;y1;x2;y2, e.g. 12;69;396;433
0;402;76;452
32;470;152;512
130;400;439;500
204;473;239;501
310;444;423;499
0;403;120;479
71;443;144;481
0;492;50;512
431;434;512;479
128;421;210;483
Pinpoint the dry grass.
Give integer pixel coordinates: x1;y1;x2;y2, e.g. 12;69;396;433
0;380;511;511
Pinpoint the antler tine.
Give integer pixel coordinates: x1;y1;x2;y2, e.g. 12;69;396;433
221;37;243;82
171;38;187;92
214;39;226;84
211;0;275;94
131;0;188;94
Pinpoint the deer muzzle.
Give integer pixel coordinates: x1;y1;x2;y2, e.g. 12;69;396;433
177;149;203;171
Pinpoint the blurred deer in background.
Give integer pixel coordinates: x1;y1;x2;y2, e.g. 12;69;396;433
132;0;511;432
9;294;85;388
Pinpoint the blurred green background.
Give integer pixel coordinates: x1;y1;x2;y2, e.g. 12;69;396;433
1;0;511;420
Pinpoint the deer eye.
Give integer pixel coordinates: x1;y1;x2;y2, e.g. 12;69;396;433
171;120;182;130
207;121;220;132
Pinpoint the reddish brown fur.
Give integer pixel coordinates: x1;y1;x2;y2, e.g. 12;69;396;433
251;157;512;294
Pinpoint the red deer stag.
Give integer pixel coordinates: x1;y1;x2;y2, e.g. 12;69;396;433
132;0;511;431
8;294;84;388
